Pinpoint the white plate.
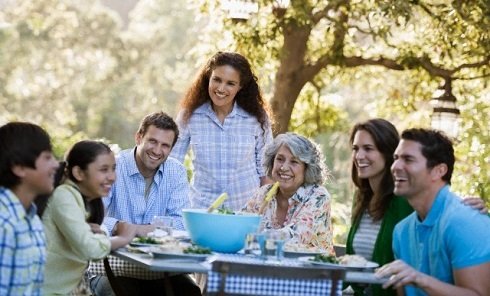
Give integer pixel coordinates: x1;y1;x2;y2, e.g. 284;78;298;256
149;249;211;261
283;250;323;258
172;230;189;239
298;256;379;270
343;261;379;269
129;242;163;247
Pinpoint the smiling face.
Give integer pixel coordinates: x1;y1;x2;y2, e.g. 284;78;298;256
391;139;434;200
208;65;241;113
21;151;60;196
135;125;175;177
76;152;116;199
352;130;386;189
272;145;306;197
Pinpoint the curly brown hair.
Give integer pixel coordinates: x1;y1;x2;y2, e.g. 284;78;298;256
179;51;272;133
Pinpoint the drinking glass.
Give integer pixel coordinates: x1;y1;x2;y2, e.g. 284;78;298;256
244;232;266;258
264;230;287;261
151;216;174;236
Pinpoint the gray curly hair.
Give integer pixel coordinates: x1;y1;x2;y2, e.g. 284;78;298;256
263;132;330;185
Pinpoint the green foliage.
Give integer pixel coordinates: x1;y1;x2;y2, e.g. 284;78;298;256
289;83;349;136
51;131;88;160
0;0;201;149
451;83;490;203
2;0;489;242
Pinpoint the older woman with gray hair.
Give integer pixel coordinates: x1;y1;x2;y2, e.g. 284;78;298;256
242;132;334;254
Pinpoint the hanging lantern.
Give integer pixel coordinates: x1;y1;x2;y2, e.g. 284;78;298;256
221;0;259;21
431;78;460;139
272;0;290;17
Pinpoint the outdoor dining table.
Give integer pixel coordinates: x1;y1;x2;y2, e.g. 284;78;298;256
112;248;387;296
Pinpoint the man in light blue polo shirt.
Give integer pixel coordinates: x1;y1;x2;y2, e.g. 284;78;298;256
376;128;490;296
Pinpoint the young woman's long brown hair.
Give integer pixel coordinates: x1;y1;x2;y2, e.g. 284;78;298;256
180;51;272;133
350;118;400;223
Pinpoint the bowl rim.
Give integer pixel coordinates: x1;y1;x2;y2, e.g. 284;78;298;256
182;208;261;218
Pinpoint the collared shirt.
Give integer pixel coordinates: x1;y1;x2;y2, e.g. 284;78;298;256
171;102;273;210
242;183;334;254
0;187;46;296
103;148;191;232
393;185;490;296
43;180;111;294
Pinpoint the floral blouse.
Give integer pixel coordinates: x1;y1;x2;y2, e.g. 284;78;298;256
243;183;334;254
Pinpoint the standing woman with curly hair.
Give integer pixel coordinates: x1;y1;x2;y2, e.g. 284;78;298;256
171;51;273;210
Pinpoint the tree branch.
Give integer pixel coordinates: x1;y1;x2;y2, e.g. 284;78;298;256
307;54;489;82
342;56;405;70
452;56;490;73
311;0;349;24
454;73;490;80
302;1;488;84
417;56;452;77
311;4;336;24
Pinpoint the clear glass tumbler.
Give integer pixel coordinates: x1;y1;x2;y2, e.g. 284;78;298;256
151;216;174;236
244;232;266;258
264;230;287;261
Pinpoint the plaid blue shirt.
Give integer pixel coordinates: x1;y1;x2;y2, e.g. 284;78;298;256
171;102;273;210
103;148;191;232
0;187;46;296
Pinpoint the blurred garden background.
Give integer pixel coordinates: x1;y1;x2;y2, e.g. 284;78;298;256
1;0;488;243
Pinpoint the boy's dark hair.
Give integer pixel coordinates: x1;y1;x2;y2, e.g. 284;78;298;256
0;122;52;188
136;111;179;147
401;128;455;184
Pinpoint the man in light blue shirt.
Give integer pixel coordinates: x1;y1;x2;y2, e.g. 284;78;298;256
89;112;200;296
0;122;59;295
376;128;490;296
103;112;190;234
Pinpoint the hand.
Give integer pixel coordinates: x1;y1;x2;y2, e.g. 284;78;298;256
109;222;138;249
114;221;137;238
135;224;156;237
462;197;488;214
376;260;427;290
88;223;105;234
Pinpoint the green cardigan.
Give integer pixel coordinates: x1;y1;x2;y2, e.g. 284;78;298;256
345;196;413;296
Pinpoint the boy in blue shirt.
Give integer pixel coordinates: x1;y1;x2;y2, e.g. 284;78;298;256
0;122;59;295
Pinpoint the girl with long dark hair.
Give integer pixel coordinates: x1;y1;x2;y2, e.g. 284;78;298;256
41;140;136;295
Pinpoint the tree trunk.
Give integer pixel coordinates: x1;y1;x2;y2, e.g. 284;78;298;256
270;23;313;135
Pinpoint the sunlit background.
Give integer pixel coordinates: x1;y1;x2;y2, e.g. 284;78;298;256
1;0;488;243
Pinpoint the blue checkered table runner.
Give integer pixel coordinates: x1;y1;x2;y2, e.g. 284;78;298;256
207;254;342;296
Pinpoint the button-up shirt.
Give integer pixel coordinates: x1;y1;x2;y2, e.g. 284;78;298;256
103;148;191;232
43;181;111;294
171;102;273;210
0;187;46;296
243;183;334;254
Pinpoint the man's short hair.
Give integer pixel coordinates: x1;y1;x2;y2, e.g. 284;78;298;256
136;112;179;147
0;122;53;188
401;128;454;184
